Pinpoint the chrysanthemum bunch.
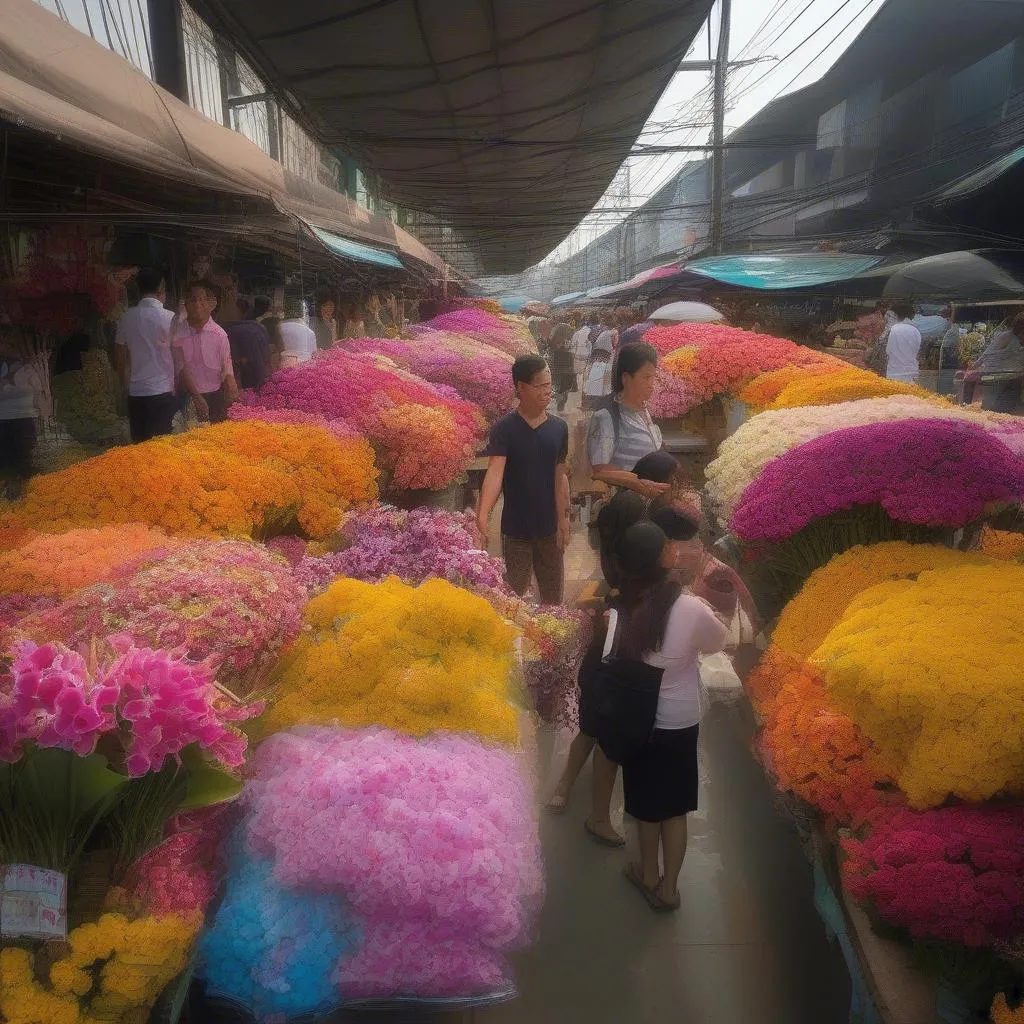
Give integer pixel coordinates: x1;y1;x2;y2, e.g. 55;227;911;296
730;419;1024;543
840;802;1024;947
0;911;200;1024
813;563;1024;808
981;527;1024;561
16;539;305;694
0;525;181;598
263;576;519;744
2;421;377;539
766;366;937;410
420;310;535;357
706;396;1024;524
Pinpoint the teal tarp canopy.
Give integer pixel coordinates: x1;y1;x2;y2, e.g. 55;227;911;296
936;146;1024;203
497;295;540;311
309;225;404;269
551;291;587;306
686;254;881;290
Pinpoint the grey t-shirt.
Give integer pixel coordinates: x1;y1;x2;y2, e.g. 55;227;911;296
587;402;663;470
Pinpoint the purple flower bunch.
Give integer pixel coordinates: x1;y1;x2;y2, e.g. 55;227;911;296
239;726;542;996
16;540;305;693
0;639;262;774
730;418;1024;542
296;505;510;596
227;403;360;442
648;365;700;419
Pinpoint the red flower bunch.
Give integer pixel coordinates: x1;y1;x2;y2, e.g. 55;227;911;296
841;802;1024;946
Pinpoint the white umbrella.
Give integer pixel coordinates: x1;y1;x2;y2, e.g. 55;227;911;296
649;301;725;323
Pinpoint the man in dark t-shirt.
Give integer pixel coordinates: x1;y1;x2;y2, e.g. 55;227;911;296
477;355;570;604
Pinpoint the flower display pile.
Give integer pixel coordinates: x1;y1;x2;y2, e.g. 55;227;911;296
766;366;936;410
420;309;535;357
247;350;483;491
729;419;1024;543
347;336;516;420
296;504;508;596
647;323;843;409
198;725;541;1011
0;911;201;1024
705;396;1024;524
16;539;305;695
226;403;361;442
1;421;377;539
738;364;841;412
51;349;123;443
812;563;1024;808
648;365;698;419
263;576;519;744
0;525;181;598
840;803;1024;947
992;994;1024;1023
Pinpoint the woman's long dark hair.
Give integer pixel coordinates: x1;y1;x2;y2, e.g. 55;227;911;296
616;570;683;660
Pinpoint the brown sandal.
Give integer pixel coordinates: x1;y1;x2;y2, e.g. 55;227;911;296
584;819;626;848
623;862;661;907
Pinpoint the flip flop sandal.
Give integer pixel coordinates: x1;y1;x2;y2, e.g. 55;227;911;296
545;794;568;815
584;820;626;848
623;862;661;908
647;885;682;913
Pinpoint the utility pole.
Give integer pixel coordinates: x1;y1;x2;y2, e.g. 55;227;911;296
710;0;732;255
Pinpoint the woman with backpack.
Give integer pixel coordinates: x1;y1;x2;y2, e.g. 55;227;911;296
587;342;668;499
613;522;727;912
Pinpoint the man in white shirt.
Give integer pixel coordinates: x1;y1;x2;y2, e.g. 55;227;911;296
571;318;593;383
278;297;318;367
885;301;923;383
114;268;177;442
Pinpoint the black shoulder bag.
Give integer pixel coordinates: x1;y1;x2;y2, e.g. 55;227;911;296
589;609;663;765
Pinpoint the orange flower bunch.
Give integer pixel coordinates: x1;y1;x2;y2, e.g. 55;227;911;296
766;366;940;410
3;422;377;541
0;525;182;597
980;527;1024;562
738;365;837;412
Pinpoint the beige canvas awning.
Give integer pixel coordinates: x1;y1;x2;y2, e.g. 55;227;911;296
0;0;446;274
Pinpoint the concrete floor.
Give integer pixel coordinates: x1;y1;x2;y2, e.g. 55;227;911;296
475;707;852;1024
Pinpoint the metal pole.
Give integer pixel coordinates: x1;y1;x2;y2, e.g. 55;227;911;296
710;0;732;256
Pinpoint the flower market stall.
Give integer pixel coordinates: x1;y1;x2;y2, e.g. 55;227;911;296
648;320;1024;1023
0;306;591;1023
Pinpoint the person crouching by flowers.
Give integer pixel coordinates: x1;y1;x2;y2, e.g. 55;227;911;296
172;279;238;424
478;355;570;604
614;522;727;911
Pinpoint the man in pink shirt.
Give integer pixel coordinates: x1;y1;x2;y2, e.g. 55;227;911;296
171;280;238;423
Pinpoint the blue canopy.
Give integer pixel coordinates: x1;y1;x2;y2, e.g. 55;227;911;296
686;253;882;290
308;225;405;269
496;295;540;312
551;291;588;307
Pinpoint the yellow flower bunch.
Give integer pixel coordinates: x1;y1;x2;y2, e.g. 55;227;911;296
662;346;699;375
980;527;1024;562
265;576;520;743
812;563;1024;808
992;993;1024;1023
774;542;997;662
767;367;941;410
738;365;838;412
0;525;181;597
0;912;199;1024
3;422;377;541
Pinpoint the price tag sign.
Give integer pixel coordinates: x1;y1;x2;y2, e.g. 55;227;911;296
1;864;67;940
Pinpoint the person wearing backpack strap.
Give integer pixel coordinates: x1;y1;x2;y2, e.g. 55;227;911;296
586;342;669;499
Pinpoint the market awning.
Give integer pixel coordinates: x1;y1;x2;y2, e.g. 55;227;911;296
307;224;405;270
551;291;588;307
881;250;1024;301
685;253;882;290
934;146;1024;204
0;0;446;275
191;0;715;274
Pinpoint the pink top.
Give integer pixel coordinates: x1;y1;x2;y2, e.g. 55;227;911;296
172;318;234;395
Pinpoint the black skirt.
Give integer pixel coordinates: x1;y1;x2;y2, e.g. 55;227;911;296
623;724;700;823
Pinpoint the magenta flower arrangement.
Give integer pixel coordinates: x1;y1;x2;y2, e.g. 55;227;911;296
730;419;1024;542
244;725;543;949
0;638;261;774
419;310;535;358
16;540;305;695
840;802;1024;947
227;403;360;442
648;365;699;419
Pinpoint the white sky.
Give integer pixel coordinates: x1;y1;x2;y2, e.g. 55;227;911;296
539;0;887;266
